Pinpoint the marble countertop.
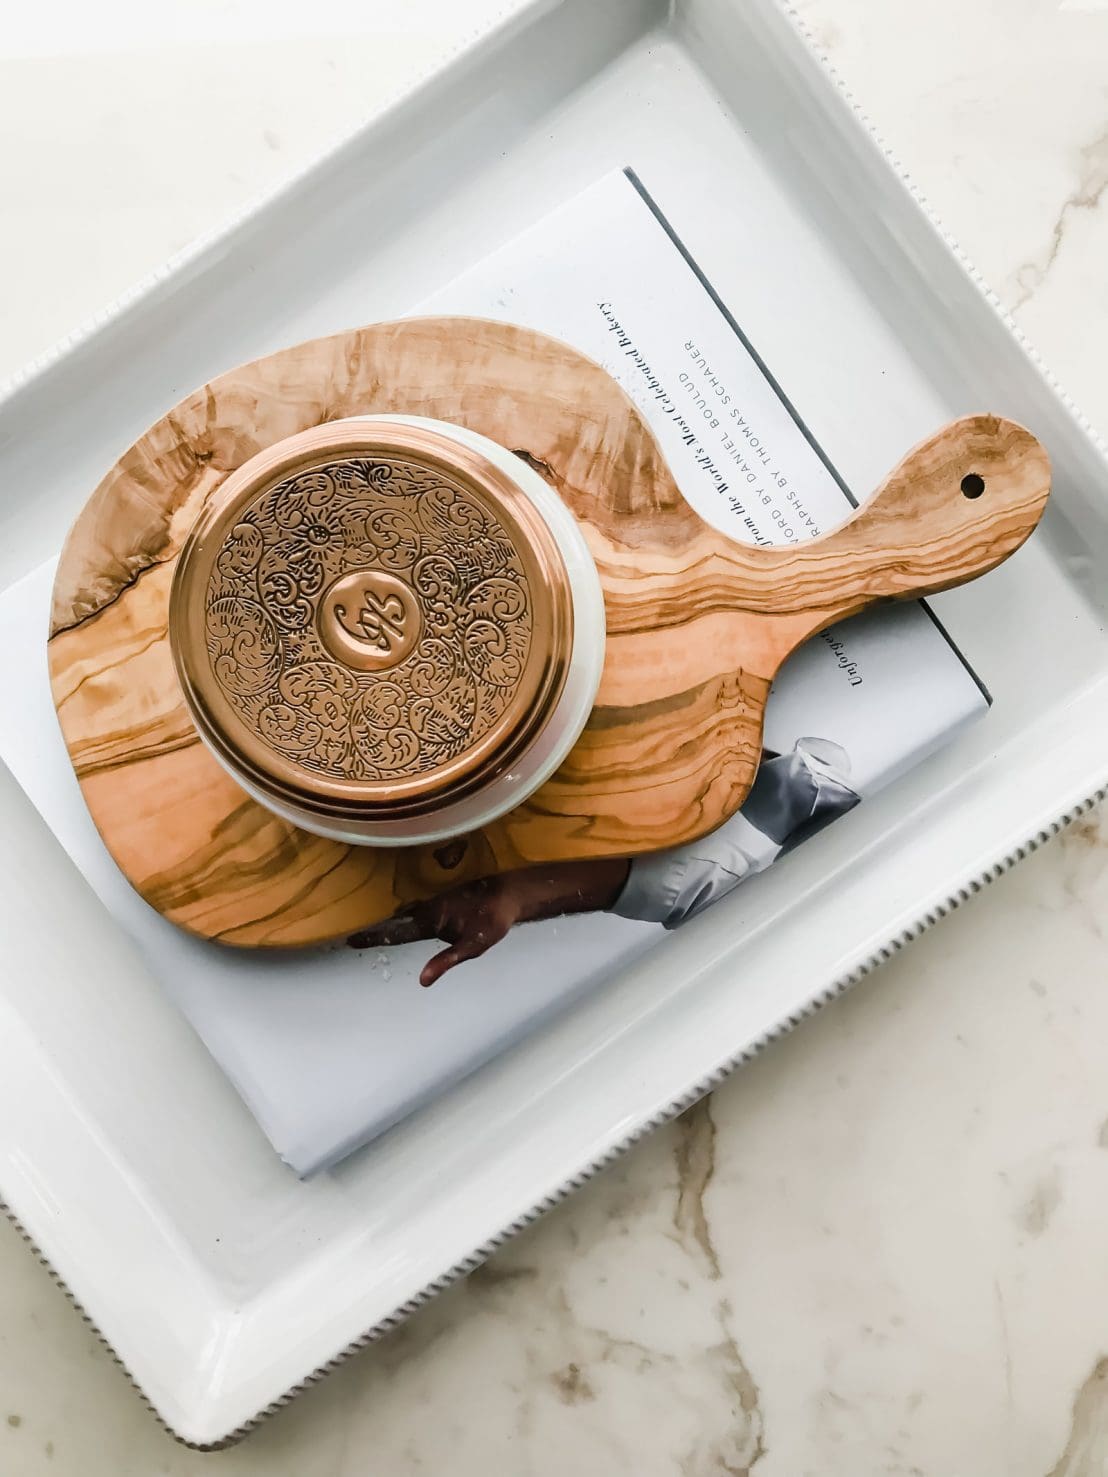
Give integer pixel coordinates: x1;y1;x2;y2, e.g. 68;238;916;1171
3;0;1108;1471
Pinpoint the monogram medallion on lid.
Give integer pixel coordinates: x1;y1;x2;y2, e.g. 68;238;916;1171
170;417;583;839
317;569;422;673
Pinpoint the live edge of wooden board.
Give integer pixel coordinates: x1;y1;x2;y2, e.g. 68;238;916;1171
47;316;1050;947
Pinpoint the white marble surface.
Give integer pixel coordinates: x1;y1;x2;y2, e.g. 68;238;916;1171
3;0;1108;1471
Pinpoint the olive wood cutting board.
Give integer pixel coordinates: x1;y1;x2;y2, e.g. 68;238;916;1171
47;317;1050;946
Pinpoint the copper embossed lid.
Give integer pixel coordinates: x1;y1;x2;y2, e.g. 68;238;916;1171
170;416;603;843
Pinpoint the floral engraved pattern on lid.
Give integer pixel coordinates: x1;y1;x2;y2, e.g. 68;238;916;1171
203;455;535;782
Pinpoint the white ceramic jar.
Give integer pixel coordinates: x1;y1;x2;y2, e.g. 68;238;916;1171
170;414;606;845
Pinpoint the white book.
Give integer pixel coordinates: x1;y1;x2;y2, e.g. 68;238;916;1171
0;170;986;1175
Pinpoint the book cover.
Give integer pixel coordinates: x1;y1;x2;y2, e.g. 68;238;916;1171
0;170;987;1175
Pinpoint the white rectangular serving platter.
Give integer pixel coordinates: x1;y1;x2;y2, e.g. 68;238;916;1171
3;0;1108;1448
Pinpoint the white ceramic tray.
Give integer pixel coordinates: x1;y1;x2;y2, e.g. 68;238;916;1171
3;0;1108;1449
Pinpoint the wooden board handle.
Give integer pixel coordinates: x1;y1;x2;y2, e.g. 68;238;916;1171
748;414;1051;641
596;415;1050;657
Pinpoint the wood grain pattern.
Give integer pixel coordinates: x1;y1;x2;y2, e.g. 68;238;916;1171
48;318;1051;946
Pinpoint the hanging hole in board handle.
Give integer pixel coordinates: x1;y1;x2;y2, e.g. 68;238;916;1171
961;473;986;499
